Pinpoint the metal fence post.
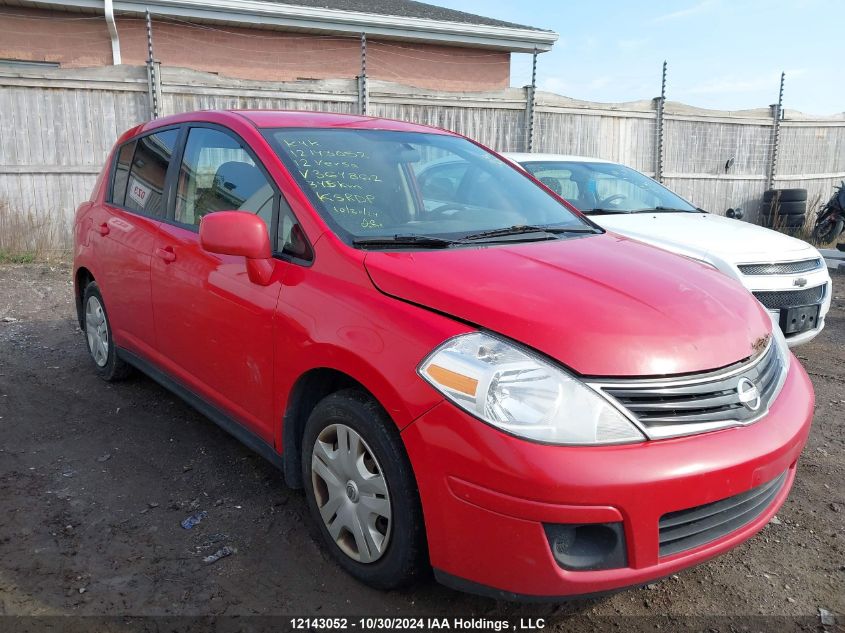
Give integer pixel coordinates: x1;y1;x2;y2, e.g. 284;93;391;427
145;10;161;120
524;47;538;152
357;33;368;115
653;60;667;182
766;72;785;191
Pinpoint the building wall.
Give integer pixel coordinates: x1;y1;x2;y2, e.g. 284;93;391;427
0;7;511;91
0;7;115;67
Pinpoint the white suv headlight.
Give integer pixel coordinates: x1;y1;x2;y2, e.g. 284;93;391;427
418;332;645;445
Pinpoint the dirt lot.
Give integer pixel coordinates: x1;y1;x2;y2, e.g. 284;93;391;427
0;263;843;632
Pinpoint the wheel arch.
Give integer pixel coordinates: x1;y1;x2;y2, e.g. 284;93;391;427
282;367;376;489
74;266;95;329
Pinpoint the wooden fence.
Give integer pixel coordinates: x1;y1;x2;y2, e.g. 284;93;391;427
1;64;844;253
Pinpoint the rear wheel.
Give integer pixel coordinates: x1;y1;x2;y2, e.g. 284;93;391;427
82;282;131;381
302;389;426;589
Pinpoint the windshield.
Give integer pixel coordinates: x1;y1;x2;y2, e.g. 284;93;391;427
263;129;592;244
520;161;698;214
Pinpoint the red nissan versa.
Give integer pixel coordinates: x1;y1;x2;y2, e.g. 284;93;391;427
73;110;814;600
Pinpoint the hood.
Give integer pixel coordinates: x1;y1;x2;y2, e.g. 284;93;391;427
364;233;771;377
596;212;813;261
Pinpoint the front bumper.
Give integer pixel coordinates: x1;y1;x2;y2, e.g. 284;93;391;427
401;356;814;599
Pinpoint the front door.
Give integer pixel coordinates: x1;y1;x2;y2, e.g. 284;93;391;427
150;126;286;442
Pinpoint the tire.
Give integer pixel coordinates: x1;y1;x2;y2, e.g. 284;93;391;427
813;217;845;244
761;213;806;229
301;389;426;589
769;200;807;216
781;214;807;229
763;188;807;203
81;282;132;381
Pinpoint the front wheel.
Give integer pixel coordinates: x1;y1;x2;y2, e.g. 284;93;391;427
302;389;426;589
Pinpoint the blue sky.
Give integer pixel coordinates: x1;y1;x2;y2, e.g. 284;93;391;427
428;0;844;115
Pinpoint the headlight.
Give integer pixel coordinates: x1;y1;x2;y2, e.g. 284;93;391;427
418;332;645;445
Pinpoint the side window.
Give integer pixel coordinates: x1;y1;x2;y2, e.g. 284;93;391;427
110;140;136;206
175;127;274;232
125;129;179;216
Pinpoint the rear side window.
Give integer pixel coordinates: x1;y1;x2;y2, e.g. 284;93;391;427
124;129;179;216
110;140;137;206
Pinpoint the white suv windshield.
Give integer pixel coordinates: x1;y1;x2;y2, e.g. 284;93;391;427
521;161;698;214
264;129;593;245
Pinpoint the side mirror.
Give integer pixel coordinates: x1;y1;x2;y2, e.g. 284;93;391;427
200;211;274;285
726;207;744;220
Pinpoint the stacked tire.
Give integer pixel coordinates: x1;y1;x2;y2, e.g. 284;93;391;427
759;188;807;230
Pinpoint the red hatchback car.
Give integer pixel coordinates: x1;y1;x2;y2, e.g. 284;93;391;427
73;110;814;599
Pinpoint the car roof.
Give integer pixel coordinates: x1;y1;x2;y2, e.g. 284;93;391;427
503;153;616;165
135;110;454;136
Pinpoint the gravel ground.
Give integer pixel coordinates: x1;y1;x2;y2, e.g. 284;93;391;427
0;263;843;632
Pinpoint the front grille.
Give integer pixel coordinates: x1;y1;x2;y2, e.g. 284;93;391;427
658;471;787;557
738;258;823;275
753;284;826;309
592;341;785;440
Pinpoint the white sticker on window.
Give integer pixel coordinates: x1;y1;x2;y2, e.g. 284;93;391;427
128;178;150;207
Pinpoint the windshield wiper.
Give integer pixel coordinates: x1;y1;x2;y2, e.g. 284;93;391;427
352;234;458;249
461;224;596;242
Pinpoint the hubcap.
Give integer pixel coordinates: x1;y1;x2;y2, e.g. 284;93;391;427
85;296;109;367
311;423;392;563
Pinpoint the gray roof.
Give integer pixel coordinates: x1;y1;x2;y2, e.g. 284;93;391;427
269;0;551;32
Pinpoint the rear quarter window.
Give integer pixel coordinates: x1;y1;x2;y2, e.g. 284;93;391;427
123;129;179;217
110;140;137;206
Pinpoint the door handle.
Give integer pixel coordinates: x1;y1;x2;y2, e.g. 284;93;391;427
155;246;176;263
97;222;110;236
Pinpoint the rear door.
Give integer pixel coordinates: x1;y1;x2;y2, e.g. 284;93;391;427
91;128;180;356
150;125;288;442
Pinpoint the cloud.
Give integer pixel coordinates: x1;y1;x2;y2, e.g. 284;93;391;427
653;0;716;23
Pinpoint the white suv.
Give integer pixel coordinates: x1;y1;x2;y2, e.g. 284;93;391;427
497;154;831;346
